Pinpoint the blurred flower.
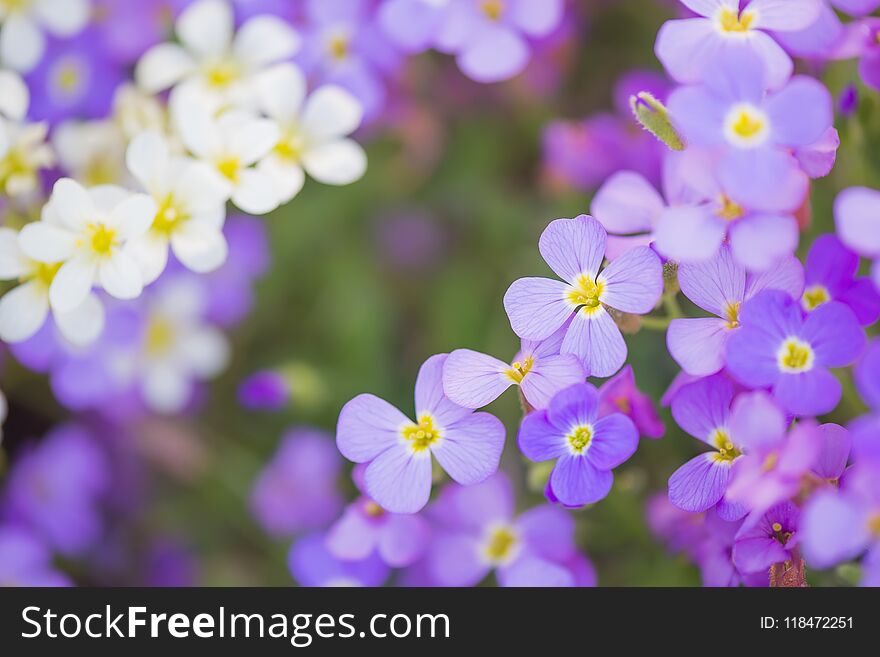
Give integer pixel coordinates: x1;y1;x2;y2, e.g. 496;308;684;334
2;424;109;556
0;0;90;73
802;234;880;325
732;502;801;575
504;215;662;377
255;63;367;204
337;353;505;513
811;423;851;483
726;290;865;416
92;0;182;66
288;531;389;587
143;537;199;587
0;525;71;586
52;119;128;186
834;186;880;293
238;369;291;410
443;321;584;411
251;428;343;537
374;210;447;273
518;383;638;507
667;245;804;376
597;365;664;439
0;71;54;197
426;473;590;586
378;0;450;55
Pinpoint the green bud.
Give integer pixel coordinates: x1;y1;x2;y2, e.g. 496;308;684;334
630;91;686;152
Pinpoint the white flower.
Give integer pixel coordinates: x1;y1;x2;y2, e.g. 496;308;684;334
255;64;367;204
18;179;157;314
135;0;300;111
53;119;128;186
0;0;90;73
173;92;281;214
0;225;104;345
134;276;230;414
0;68;53;197
112;83;171;142
0;68;28;120
126;130;232;283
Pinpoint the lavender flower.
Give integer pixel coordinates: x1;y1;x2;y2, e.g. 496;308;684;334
802;234;880;325
518;383;638;507
336;354;505;513
504;215;662;378
288;532;389;587
0;526;71;587
834;186;880;293
726;290;865;416
597;365;665;439
732;502;800;575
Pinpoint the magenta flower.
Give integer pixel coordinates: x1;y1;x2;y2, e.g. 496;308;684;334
288;532;389;587
802;234;880;325
732;502;800;574
668;50;831;211
442;322;584;411
668;244;804;376
504;215;662;378
597;365;665;439
834;186;880;293
726;290;865;416
336;354;505;514
656;0;821;89
426;473;590;587
518;383;638;507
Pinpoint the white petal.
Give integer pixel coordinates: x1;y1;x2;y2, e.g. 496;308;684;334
49;255;96;313
0;281;48;342
178;326;230;378
98;252;144;300
142;364;190;415
89;184;130;212
171;88;221;157
50;178;97;231
303;139;367;185
173;160;232;212
231;168;281;215
129;233;170;285
171;223;228;273
109;193;158;241
18;222;75;263
255;63;306;123
177;0;233;58
54;293;105;347
0;70;29;120
0;15;45;73
135;43;196;93
0;227;28;279
126;130;170;194
302;86;363;142
224;115;279;165
33;0;89;36
257;155;305;204
233;15;300;69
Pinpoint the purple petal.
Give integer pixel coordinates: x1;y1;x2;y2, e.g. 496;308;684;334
336;394;409;463
834;186;880;258
546;382;599;431
415;353;472;426
520;354;585;410
515;505;575;561
801;301;866;367
855;340;880;409
653;205;726;263
655;18;725;86
838;278;880;326
728;390;787;452
588;414;639;470
766;76;832;147
801;491;870;568
678;244;745;316
666;83;727;146
773;369;842;417
498;556;574;587
670;374;734;445
428;532;488;586
668;453;730;513
378;514;430;567
430;473;514;532
504;277;573;341
729;213;800;272
720;149;807;215
812;423;851;480
744;254;804;301
538;215;607;283
667;318;730;376
750;0;823;31
325;504;379;561
442;349;512;409
732;535;789;574
549;454;614;506
288;533;389;587
509;0;565;36
561;308;627;378
591;171;664;235
805;234;858;296
597;246;663;314
517;410;567;462
458;24;529;83
432;412;505;485
526;318;572;359
364;445;433;514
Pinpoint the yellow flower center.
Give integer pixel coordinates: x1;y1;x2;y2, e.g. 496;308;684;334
56;62;80;92
567;424;593;455
777;338;814;373
505;356;534;384
0;0;29;12
718;7;755;33
29;261;62;288
402;414;441;453
274;126;306;162
771;522;783;533
204;58;241;89
86;222;119;257
364;501;385;518
216;156;241;183
802;285;830;311
724;301;741;329
481;0;504;20
152;194;188;237
482;525;518;565
710;428;742;462
328;33;350;61
146;316;175;356
566;273;604;316
724;104;769;148
716;195;745;221
868;513;880;537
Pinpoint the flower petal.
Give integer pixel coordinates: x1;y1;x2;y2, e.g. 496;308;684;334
442;348;512;409
561;307;626;378
302;86;363;142
432;412;505;485
336;394;410;463
588;414;638;470
54;293;104;347
49;255;96;313
597;246;662;314
171;222;228;274
538;215;607;283
0;281;48;343
678;244;745;316
18;222;75;264
302;138;367;185
591;171;664;235
177;0;233;58
503;276;572;341
667;317;730;376
549;454;614;506
233;15;300;68
364;445;433;514
520;354;585;410
668;453;730;513
98;252;143;300
415;353;472;426
134;44;196;93
670;374;734;444
517;410;567;462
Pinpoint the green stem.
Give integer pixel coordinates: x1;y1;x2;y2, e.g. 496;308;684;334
639;315;671;331
663;293;683;319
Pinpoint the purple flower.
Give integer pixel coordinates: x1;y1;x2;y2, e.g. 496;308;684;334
647;492;708;557
433;0;565;83
518;383;638;507
732;502;800;574
288;532;389;587
854;18;880;92
378;0;449;54
726;290;865;416
667;375;750;520
0;526;71;587
811;423;851;482
656;0;821;89
238;370;291;410
667;244;804;376
2;424;109;556
336;354;505;514
597;365;665;439
92;0;185;66
326;495;430;568
668;50;831;211
834;187;880;293
504;215;662;378
426;473;590;586
802;234;880;325
852;340;880;462
250;428;343;537
442;322;584;411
